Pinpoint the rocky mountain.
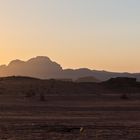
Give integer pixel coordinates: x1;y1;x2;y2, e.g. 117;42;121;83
0;56;140;81
0;56;62;79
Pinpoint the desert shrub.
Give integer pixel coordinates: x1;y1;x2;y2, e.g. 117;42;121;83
120;94;129;100
25;89;36;98
40;93;46;101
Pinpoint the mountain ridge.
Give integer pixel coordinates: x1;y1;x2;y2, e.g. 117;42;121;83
0;56;140;81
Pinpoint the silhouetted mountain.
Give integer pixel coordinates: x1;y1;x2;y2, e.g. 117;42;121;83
0;56;62;79
0;56;140;81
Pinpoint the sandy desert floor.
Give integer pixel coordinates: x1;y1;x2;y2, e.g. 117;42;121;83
0;94;140;139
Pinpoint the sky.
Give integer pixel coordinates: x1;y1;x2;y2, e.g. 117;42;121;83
0;0;140;72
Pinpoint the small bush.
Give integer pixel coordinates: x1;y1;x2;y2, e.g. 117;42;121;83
40;94;46;101
25;89;36;98
120;94;129;100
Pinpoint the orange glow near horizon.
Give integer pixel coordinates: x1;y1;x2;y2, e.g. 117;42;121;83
0;0;140;73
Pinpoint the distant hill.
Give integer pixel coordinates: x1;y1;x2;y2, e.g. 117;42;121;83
0;76;140;96
0;76;39;81
0;56;140;81
76;76;100;83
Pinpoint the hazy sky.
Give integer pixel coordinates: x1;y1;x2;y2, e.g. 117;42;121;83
0;0;140;72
